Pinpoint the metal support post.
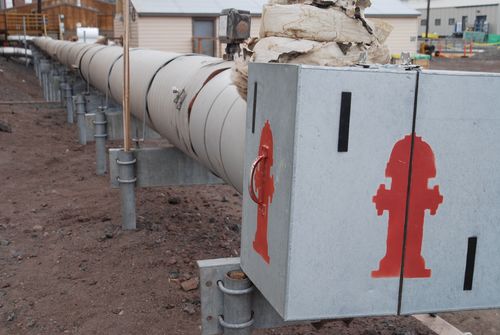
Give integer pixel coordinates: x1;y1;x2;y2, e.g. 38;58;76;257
94;106;108;175
64;83;74;123
75;94;87;144
40;60;50;101
48;66;57;102
52;74;61;102
219;271;254;335
117;150;136;230
85;92;102;114
47;64;53;101
59;68;67;106
33;52;41;80
59;81;66;106
199;258;289;335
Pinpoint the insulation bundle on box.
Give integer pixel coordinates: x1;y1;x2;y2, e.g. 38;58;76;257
232;0;393;100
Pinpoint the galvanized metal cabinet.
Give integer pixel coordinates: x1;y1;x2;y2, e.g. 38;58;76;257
241;63;500;321
241;63;418;320
400;71;500;314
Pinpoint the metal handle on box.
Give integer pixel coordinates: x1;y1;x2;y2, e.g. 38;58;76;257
248;153;267;205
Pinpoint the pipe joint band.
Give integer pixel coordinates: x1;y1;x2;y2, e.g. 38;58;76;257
217;315;254;330
117;177;137;184
116;158;137;166
93;120;108;125
217;281;254;295
94;134;108;138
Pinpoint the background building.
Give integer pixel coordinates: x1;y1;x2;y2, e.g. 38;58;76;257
114;0;420;57
402;0;500;35
1;0;114;39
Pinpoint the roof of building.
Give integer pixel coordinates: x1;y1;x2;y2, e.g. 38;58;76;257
130;0;420;17
403;0;500;9
367;0;421;17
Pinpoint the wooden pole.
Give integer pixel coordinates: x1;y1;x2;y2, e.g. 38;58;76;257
43;14;47;36
122;0;131;151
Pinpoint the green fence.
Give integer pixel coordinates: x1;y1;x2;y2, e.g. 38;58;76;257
487;34;500;44
463;31;486;42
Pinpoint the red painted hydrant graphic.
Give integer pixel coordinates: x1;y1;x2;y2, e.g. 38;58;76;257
250;121;275;264
372;135;443;278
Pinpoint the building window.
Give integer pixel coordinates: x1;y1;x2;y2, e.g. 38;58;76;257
449;18;455;25
435;18;441;26
192;18;216;57
421;19;427;26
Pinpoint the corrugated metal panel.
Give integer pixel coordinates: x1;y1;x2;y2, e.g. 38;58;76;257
130;19;140;48
114;15;124;38
373;18;419;54
137;17;193;52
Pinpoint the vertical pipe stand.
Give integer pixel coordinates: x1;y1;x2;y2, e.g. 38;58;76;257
64;83;74;124
94;106;108;175
75;94;87;144
59;71;67;107
218;271;254;335
117;150;137;230
40;60;50;101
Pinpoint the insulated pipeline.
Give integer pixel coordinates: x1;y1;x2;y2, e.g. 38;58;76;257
33;38;247;193
0;47;32;58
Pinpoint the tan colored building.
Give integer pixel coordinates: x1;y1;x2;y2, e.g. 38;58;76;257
114;0;420;57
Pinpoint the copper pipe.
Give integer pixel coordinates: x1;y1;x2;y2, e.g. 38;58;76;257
122;0;131;151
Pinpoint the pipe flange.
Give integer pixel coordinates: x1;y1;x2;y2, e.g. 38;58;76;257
94;134;108;138
93;120;108;125
217;281;254;295
218;315;254;330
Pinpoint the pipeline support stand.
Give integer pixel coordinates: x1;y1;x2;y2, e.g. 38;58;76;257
64;83;74;123
75;94;87;144
219;271;254;335
94;106;108;175
117;150;137;230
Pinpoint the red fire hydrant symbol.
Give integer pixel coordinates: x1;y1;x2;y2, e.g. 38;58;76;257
372;135;443;278
249;121;275;264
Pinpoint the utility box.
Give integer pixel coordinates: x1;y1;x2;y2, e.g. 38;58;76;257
241;63;500;321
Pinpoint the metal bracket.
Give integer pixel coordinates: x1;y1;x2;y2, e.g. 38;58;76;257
198;258;297;335
84;111;161;142
109;146;223;189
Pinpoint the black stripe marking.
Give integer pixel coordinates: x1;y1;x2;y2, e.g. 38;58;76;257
338;92;352;152
397;69;421;315
252;82;258;134
463;236;478;291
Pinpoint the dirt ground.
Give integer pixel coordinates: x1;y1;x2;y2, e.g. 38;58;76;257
0;46;499;335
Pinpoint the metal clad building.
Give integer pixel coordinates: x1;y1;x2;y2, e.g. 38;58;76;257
403;0;500;35
114;0;420;56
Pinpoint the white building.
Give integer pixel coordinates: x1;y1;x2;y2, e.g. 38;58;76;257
114;0;420;56
402;0;500;35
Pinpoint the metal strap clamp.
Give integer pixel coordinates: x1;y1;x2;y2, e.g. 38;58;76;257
216;280;255;330
218;315;255;329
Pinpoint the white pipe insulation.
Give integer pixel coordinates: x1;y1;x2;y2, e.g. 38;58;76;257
33;37;247;193
0;47;32;58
